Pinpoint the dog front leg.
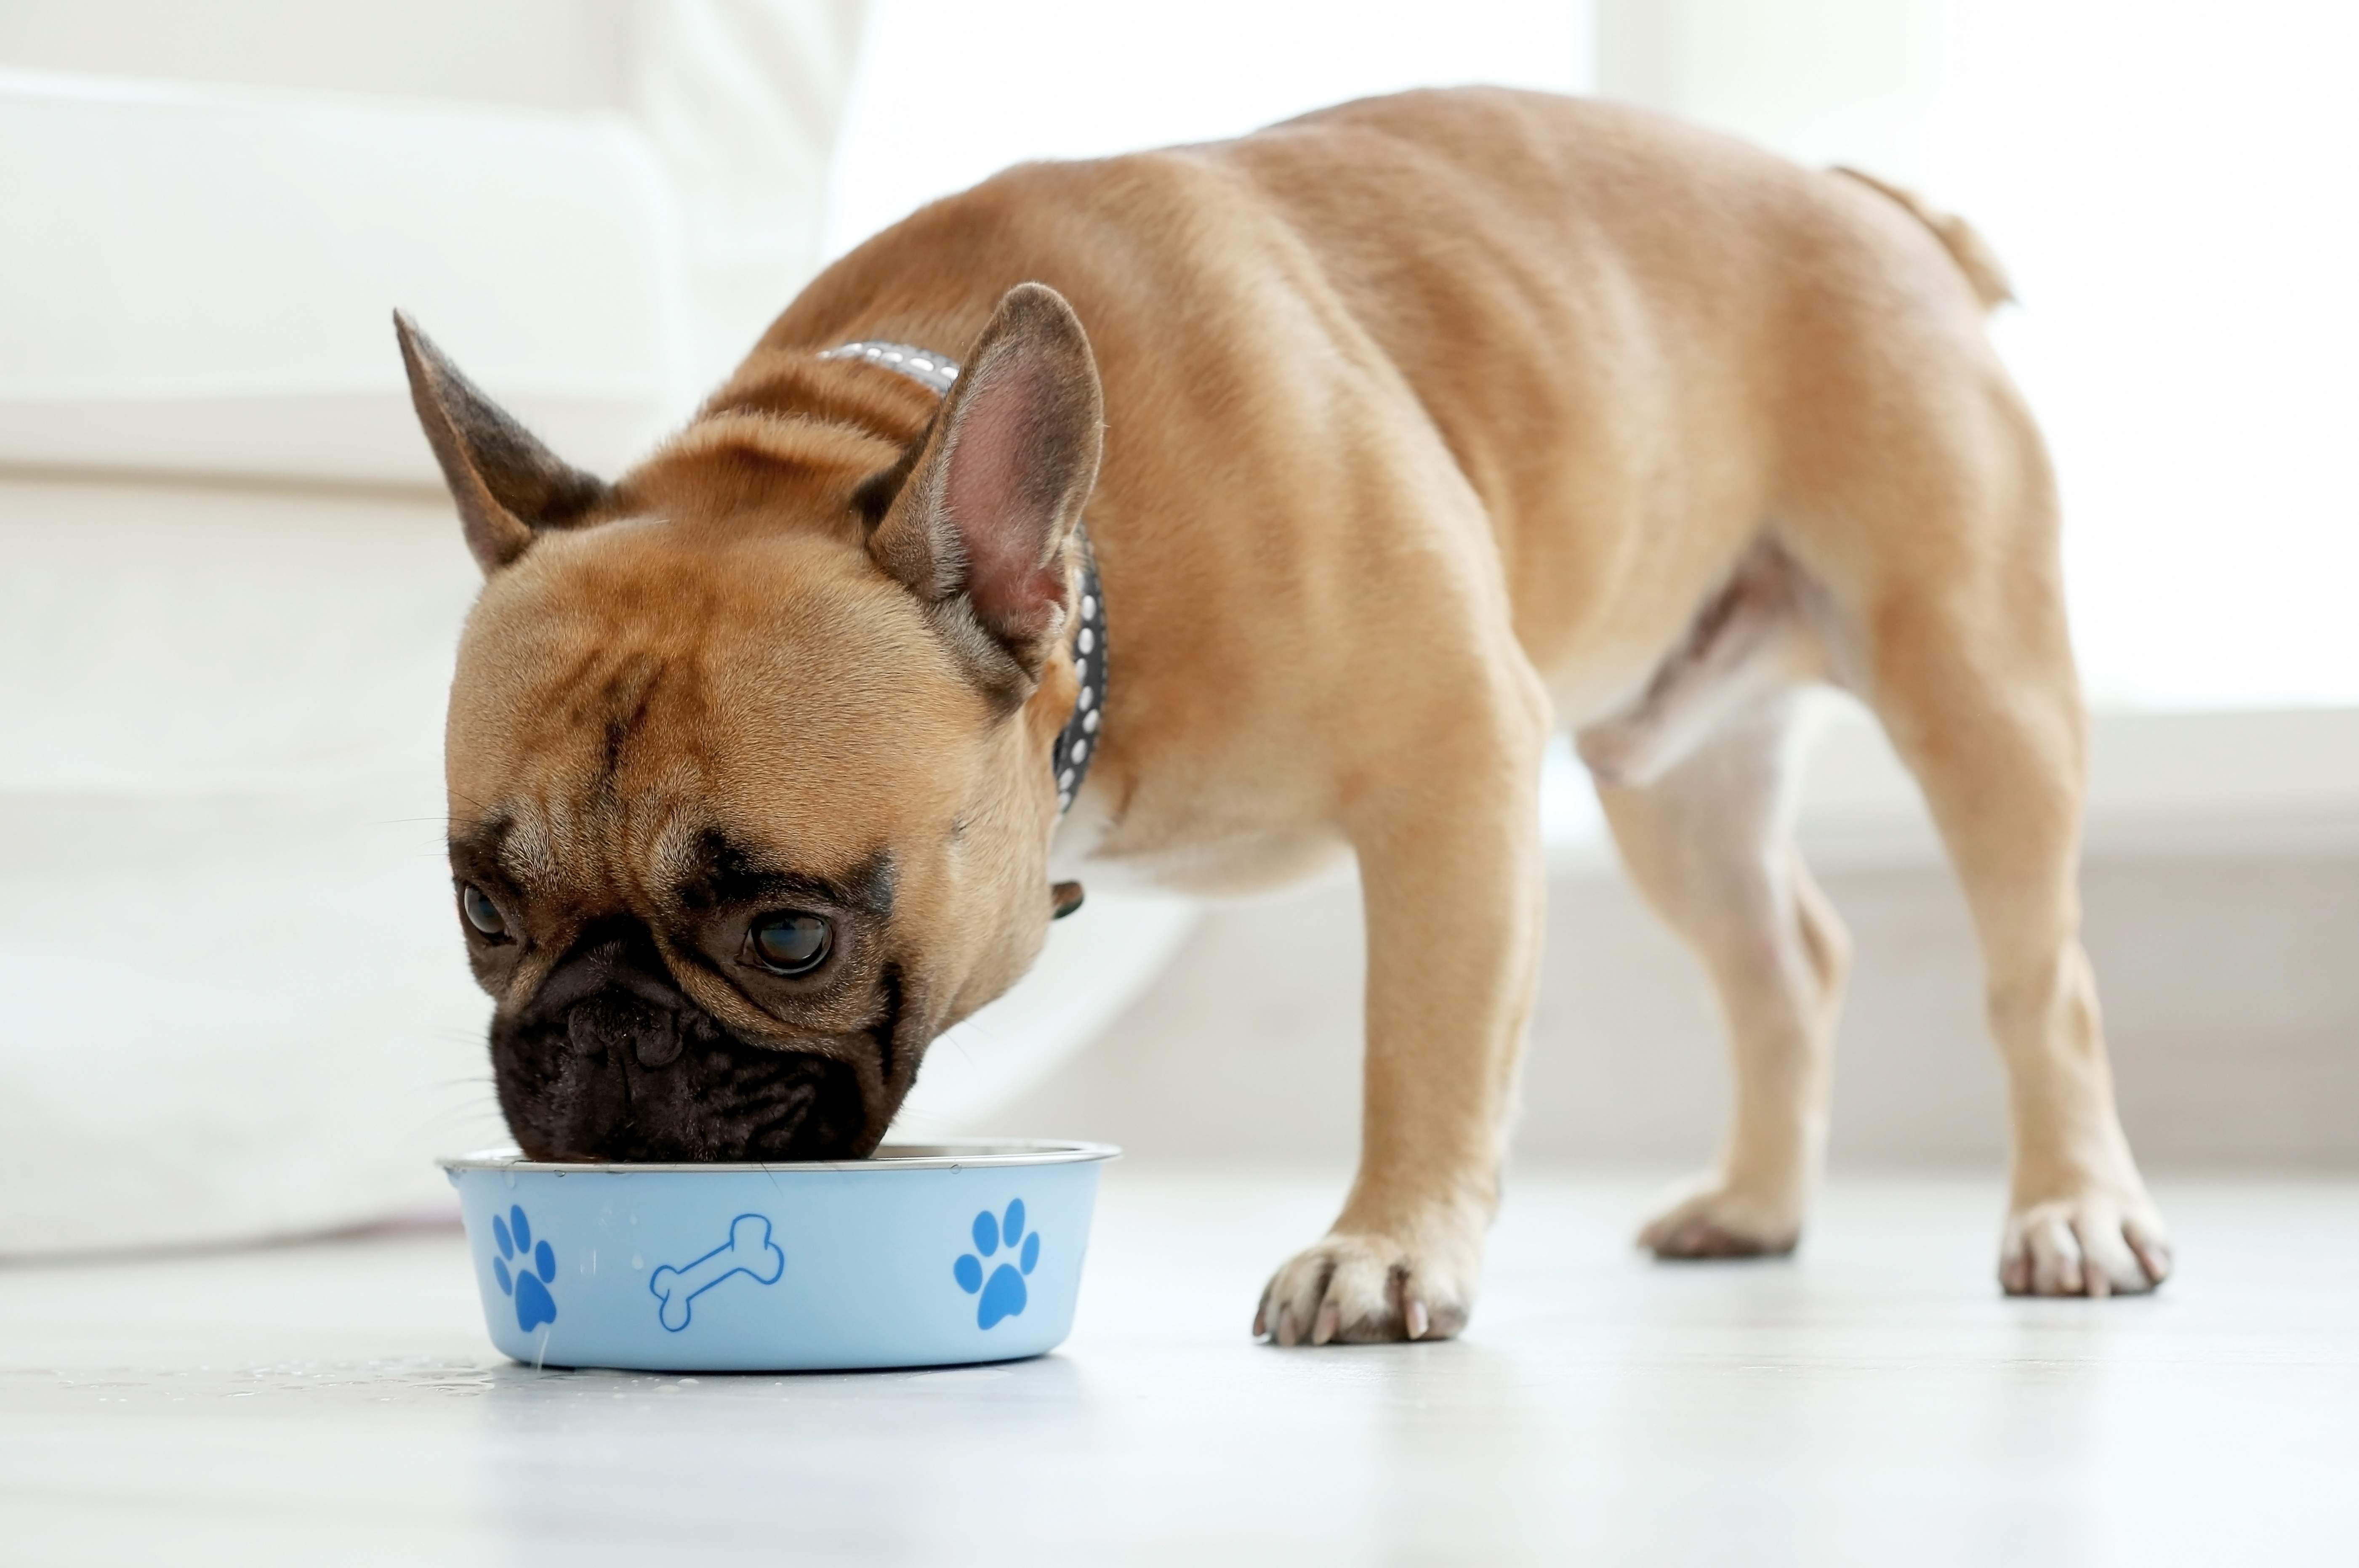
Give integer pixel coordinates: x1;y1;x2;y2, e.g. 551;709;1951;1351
1255;689;1546;1345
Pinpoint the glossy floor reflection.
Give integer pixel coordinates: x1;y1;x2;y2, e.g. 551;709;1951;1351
3;1165;2355;1566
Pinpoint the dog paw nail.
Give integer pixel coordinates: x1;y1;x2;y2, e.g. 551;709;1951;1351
1252;1303;1269;1338
1405;1298;1430;1340
1277;1307;1300;1348
1311;1302;1340;1346
2128;1233;2172;1283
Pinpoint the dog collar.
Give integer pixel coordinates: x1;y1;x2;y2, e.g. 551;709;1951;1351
821;339;1105;813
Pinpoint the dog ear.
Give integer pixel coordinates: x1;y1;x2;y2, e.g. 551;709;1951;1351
863;283;1104;700
394;311;612;574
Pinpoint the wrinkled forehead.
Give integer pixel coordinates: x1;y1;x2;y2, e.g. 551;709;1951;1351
453;808;899;925
445;523;986;893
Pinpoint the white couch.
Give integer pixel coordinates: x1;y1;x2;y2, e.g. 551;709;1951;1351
0;1;1192;1254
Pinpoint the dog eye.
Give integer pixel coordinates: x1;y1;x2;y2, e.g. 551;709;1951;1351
460;883;509;939
746;912;832;976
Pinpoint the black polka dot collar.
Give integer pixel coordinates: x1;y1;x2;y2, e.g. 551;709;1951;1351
820;339;1106;815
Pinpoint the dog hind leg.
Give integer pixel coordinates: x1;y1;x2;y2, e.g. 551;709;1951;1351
1597;685;1850;1258
1856;551;2170;1296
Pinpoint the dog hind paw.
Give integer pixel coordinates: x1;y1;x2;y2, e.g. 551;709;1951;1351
1638;1175;1802;1260
1254;1232;1470;1347
2000;1194;2171;1297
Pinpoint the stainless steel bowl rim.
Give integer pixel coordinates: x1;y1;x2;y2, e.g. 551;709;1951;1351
436;1139;1121;1175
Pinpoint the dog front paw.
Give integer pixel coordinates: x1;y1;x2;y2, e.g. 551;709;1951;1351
1638;1172;1803;1259
1253;1230;1472;1347
2001;1191;2172;1297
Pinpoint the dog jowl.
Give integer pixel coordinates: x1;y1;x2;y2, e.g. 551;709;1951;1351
409;282;1105;1164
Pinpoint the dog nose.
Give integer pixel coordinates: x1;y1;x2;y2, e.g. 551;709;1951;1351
566;990;684;1068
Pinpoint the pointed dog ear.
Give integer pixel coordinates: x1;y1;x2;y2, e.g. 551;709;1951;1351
394;311;612;574
864;284;1104;701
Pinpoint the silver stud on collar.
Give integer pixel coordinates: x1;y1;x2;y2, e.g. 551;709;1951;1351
819;340;960;396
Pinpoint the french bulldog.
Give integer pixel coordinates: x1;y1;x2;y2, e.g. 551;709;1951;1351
408;89;2171;1347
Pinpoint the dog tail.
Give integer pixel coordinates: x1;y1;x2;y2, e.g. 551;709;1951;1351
1831;166;2016;311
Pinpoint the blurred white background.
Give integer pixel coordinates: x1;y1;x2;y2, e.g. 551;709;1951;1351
3;0;2352;1254
1602;0;2359;711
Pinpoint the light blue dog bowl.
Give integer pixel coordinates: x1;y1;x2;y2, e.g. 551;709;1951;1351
439;1141;1117;1372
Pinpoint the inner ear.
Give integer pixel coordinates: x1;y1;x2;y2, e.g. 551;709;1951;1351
396;311;612;574
866;283;1104;698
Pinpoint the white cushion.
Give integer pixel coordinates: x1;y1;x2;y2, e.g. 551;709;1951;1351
0;68;680;484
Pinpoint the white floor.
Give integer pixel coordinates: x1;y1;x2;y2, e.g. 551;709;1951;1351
4;1165;2355;1566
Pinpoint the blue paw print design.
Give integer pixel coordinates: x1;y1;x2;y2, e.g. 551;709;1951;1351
953;1199;1040;1329
490;1204;558;1332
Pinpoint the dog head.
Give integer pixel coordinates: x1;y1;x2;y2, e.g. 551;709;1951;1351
406;284;1103;1162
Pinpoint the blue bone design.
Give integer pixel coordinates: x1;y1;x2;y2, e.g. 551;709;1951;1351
649;1214;785;1331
